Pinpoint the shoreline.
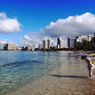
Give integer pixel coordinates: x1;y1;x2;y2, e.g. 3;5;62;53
59;50;95;57
6;55;95;95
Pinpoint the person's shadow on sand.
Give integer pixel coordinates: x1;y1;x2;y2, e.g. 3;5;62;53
49;74;87;78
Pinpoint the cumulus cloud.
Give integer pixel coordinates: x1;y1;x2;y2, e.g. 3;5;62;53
0;39;11;46
15;12;95;46
0;12;22;34
0;39;10;44
24;35;32;41
23;33;47;46
14;32;52;46
41;12;95;38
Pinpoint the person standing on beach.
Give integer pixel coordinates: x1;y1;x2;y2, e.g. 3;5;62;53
81;55;95;79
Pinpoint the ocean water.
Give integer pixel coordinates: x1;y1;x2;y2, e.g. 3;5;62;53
0;51;73;95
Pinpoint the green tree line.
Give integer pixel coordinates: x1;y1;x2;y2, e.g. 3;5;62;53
75;35;95;51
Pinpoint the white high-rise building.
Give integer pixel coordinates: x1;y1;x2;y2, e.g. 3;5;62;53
57;37;67;49
3;43;16;50
76;35;94;43
88;35;94;41
67;37;76;48
76;35;88;43
39;43;43;50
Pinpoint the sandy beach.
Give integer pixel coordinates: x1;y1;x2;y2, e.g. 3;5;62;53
6;54;95;95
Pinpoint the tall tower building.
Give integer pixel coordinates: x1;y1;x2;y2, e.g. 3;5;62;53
68;37;76;48
39;43;43;50
43;40;47;50
57;37;61;49
47;39;51;49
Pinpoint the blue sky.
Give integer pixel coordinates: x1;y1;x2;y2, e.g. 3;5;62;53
0;0;95;46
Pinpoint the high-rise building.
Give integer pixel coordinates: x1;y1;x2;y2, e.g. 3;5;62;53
47;39;51;49
27;45;33;51
39;43;43;50
57;37;62;49
68;35;94;48
3;43;16;50
68;37;76;48
76;35;88;43
43;40;47;50
76;35;94;43
42;39;51;50
88;35;94;41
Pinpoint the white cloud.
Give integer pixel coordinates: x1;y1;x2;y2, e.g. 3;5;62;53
23;33;46;46
0;39;11;46
41;12;95;38
15;12;95;46
24;35;32;41
0;12;22;34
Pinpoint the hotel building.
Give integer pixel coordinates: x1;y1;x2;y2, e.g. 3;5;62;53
3;43;16;50
42;39;51;50
67;37;76;48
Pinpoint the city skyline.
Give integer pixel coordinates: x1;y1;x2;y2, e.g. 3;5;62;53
0;0;95;46
0;33;95;50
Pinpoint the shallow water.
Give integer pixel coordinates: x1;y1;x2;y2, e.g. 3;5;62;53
0;51;67;95
0;51;87;95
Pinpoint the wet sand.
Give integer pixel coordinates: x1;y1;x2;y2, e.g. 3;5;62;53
6;56;95;95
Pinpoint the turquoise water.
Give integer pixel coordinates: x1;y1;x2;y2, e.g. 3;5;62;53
0;51;71;95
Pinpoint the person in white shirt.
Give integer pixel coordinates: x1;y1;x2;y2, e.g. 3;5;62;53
81;55;95;79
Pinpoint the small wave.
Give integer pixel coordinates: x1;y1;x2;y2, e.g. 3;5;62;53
0;60;43;68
